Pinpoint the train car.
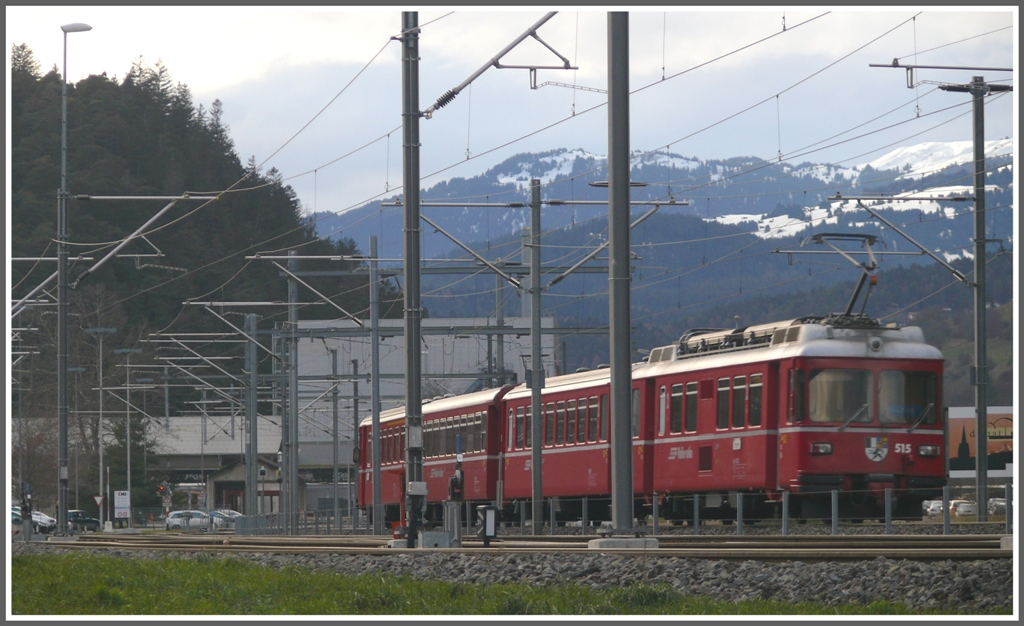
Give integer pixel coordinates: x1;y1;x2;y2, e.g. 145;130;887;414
639;313;945;521
357;385;512;524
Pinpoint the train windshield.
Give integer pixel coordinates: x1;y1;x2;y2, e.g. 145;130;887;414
879;371;938;425
807;369;873;424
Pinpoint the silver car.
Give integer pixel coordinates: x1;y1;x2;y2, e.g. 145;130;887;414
165;510;224;531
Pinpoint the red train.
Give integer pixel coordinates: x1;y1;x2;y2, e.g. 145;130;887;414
358;312;946;525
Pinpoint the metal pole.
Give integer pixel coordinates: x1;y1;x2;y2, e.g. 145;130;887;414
370;236;383;535
496;273;505;386
351;359;359;528
401;11;425;548
288;249;300;533
164;365;170;430
1005;483;1012;534
607;11;634;534
884;487;892;534
245;314;258;517
98;333;104;526
530;179;544;536
970;76;989;522
693;494;700;535
737;492;744;536
782;491;789;536
332;349;340;531
57;27;73;537
943;485;951;535
126;353;131;527
831;490;839;535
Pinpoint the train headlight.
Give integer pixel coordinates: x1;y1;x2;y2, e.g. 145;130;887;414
917;445;940;457
810;442;833;455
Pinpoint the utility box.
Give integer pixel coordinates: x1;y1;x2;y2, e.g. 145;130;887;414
477;505;499;547
418;531;451;548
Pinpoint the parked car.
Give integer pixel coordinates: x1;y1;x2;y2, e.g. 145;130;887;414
951;500;978;517
923;500;944;517
68;510;101;532
13;506;57;534
210;510;236;529
988;498;1007;516
165;510;227;531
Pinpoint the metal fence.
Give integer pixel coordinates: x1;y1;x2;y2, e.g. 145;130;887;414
233;485;1012;537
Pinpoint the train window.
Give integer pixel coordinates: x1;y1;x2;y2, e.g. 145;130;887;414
685;382;698;432
400;429;405;462
526;405;533;448
464;415;473;454
789;369;806;423
659;386;667;436
556;401;566;445
717;378;730;429
600;394;610;442
580;398;590;443
507;405;516;450
670;384;683;434
733;376;747;428
479;412;487;451
545;402;555;447
749;374;763;427
418;427;425;459
383;432;390;464
589;396;599;442
516;406;525;450
808;369;872;424
879;371;937;425
567;399;578;444
631;389;641;439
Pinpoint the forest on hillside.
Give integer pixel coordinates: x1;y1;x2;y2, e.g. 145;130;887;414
10;45;401;511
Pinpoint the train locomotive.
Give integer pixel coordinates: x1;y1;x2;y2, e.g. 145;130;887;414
358;311;945;526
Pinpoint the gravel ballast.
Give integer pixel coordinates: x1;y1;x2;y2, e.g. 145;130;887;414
10;539;1014;613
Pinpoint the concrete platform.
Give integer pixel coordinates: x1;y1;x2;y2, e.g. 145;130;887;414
386;539;408;548
46;535;80;542
1000;536;1014;550
588;537;659;550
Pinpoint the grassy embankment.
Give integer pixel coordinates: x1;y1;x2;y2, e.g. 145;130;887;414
11;552;1010;615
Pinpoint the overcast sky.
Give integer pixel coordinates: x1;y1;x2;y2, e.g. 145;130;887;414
7;7;1016;220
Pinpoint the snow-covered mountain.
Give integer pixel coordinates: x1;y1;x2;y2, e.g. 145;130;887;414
312;140;1014;263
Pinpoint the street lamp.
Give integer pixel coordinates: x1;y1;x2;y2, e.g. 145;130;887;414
114;347;141;528
58;21;92;536
86;326;115;525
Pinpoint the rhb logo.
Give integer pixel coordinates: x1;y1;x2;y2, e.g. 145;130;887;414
667;446;693;461
865;437;889;462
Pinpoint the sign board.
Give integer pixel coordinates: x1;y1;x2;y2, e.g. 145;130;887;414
162;495;172;508
948;406;1014;479
94;495;104;507
114;490;131;519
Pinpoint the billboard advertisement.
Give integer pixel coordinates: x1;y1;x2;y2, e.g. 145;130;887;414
947;406;1014;479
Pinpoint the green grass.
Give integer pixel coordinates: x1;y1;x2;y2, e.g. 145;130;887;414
11;552;1010;616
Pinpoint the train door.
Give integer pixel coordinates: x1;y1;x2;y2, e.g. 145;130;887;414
764;361;781;492
633;378;655;498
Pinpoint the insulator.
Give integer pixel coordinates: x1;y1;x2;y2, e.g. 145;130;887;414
434;89;457;110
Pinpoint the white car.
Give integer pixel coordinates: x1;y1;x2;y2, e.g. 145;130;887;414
165;510;225;531
923;501;944;517
951;500;978;517
12;506;56;533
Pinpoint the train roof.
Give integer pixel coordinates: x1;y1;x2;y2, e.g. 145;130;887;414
635;315;942;378
358;384;514;428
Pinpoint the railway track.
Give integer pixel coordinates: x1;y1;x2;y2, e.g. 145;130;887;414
44;532;1011;562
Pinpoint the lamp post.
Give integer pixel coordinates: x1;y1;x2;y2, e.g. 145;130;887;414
57;21;92;536
86;327;115;525
114;347;141;528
